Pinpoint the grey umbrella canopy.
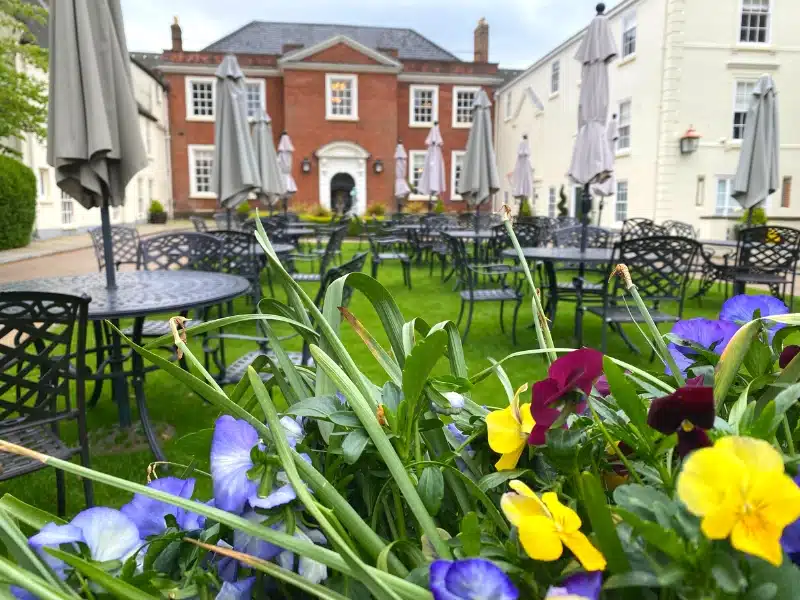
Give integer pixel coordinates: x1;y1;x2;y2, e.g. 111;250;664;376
417;123;446;209
48;0;146;288
457;89;501;209
394;143;412;212
252;110;286;209
511;135;534;209
732;74;779;215
591;114;619;224
568;4;617;187
277;133;298;214
212;55;260;213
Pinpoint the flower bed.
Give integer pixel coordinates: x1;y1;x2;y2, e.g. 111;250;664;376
1;215;798;599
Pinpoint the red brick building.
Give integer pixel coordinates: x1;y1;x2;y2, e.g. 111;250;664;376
152;18;510;215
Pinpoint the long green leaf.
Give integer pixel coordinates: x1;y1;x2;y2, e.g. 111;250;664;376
580;472;630;575
0;495;65;529
0;556;77;600
340;307;403;386
603;357;651;450
402;330;448;417
310;344;453;559
258;316;312;403
0;508;69;593
46;548;157;599
714;320;760;409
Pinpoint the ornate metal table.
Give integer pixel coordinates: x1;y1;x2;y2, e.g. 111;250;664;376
0;271;251;460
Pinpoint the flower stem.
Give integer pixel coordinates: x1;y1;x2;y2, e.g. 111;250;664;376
612;265;685;387
393;487;408;540
783;416;796;456
590;404;644;485
502;210;557;364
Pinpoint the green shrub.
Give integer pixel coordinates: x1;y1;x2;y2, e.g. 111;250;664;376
434;198;445;214
236;201;251;216
0;156;35;250
407;200;427;214
149;200;165;214
739;206;768;226
311;205;332;218
518;198;532;217
367;203;386;216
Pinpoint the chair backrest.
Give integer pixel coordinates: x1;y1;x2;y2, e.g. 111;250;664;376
556;216;581;228
0;292;89;428
610;236;701;307
553;226;612;249
139;232;223;272
736;226;800;273
210;230;260;280
88;226;140;271
516;220;556;247
441;233;474;288
213;212;244;231
662;220;696;239
620;218;666;240
315;251;368;307
317;225;348;276
189;216;209;232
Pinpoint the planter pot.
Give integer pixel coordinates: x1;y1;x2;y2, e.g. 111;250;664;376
149;212;167;224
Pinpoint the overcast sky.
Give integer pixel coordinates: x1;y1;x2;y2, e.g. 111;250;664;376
119;0;616;70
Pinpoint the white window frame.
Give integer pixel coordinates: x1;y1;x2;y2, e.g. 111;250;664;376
144;121;152;156
738;0;771;45
325;73;358;121
452;86;479;129
408;150;428;200
244;78;267;120
37;167;48;199
450;150;466;200
550;60;560;96
548;186;557;218
188;144;216;199
504;91;513;121
621;11;637;58
409;84;439;128
715;176;738;216
732;80;755;142
617;99;632;152
185;76;216;122
615;180;629;222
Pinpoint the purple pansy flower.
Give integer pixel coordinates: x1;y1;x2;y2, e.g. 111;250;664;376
446;423;474;473
215;576;255;600
546;571;603;599
781;475;800;566
277;526;329;584
429;559;519;600
780;345;800;369
666;318;738;375
719;294;788;342
121;477;203;537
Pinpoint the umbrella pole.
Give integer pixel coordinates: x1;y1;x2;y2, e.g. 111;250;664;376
475;202;481;261
100;204;117;289
746;206;754;227
574;184;592;346
597;198;604;226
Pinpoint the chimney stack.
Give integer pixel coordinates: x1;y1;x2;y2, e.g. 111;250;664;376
474;18;488;63
171;16;183;52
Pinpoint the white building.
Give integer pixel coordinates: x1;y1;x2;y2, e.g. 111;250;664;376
18;56;171;239
495;0;800;240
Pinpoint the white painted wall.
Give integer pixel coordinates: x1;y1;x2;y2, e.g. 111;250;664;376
18;61;171;239
496;0;800;240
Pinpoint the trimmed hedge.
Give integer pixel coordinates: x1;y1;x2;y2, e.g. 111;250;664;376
0;156;36;250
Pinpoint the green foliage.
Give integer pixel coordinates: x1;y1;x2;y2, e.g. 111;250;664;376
518;198;531;217
0;0;48;154
0;155;35;249
148;200;165;214
740;206;768;226
367;203;386;217
311;205;332;218
236;201;251;216
434;198;445;214
557;185;569;217
407;201;427;215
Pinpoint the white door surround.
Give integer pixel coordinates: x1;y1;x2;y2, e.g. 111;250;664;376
316;141;369;215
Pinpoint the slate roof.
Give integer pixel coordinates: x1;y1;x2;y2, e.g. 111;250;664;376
203;21;460;62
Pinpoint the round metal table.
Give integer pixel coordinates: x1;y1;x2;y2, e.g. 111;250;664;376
445;229;496;240
0;271;251;460
283;227;315;237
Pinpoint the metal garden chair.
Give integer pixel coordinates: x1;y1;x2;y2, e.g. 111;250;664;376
0;292;93;515
367;226;412;289
190;215;210;232
620;218;667;240
89;225;140;271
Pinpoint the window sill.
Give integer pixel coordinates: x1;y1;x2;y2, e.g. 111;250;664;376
725;140;743;151
190;193;217;200
734;43;775;54
185;115;215;123
615;148;631;158
326;114;359;122
450;196;463;202
409;121;435;129
618;53;636;67
409;194;436;201
548;91;560;101
452;122;472;129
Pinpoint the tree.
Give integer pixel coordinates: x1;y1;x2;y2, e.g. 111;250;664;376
0;0;48;155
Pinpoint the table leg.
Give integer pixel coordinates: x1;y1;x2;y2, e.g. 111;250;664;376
574;273;585;347
130;316;166;461
108;319;132;427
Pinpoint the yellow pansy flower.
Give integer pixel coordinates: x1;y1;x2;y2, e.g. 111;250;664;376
501;480;607;571
486;384;534;470
677;436;800;566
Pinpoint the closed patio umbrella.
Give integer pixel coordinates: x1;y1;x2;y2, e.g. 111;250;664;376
591;113;618;225
277;132;298;215
568;2;617;252
252;110;286;214
457;89;501;254
394;141;411;213
212;54;260;227
417;122;446;213
511;134;534;213
48;0;146;289
732;73;779;223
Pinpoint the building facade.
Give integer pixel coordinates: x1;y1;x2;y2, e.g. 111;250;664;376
157;18;507;216
495;0;800;239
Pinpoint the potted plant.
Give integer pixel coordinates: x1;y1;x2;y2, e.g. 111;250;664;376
148;199;167;224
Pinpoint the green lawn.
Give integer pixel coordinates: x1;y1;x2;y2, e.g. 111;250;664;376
0;243;727;516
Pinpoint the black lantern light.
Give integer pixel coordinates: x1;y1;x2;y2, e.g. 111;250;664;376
301;157;312;174
680;126;701;155
373;159;384;174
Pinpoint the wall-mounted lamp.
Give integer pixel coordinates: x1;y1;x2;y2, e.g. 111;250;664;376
680;126;701;155
301;157;312;174
373;159;384;175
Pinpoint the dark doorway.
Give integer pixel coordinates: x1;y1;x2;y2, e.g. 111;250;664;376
331;172;355;215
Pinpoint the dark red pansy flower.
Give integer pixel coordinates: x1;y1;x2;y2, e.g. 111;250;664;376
528;348;604;445
647;386;714;457
780;345;800;369
595;375;610;397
